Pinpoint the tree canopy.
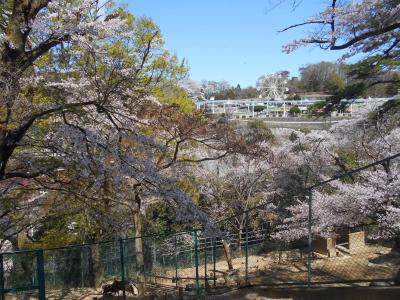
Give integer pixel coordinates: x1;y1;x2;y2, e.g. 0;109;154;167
280;0;400;109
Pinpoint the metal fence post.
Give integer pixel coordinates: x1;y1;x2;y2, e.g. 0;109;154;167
119;239;126;298
80;247;84;288
212;238;216;288
36;249;45;300
307;189;313;287
204;237;207;289
245;211;249;284
153;240;156;272
193;228;200;293
0;254;4;300
174;235;178;287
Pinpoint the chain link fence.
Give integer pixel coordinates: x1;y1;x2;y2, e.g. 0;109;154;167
1;154;399;299
306;153;400;286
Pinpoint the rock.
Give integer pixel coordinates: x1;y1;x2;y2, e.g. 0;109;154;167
277;264;298;272
255;269;268;277
367;262;384;267
250;265;258;271
227;269;239;276
369;281;392;287
216;277;225;285
185;283;196;291
294;263;307;272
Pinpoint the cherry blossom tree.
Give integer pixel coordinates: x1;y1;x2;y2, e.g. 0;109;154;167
272;103;400;248
0;0;230;249
0;4;274;294
195;153;273;269
281;0;400;106
281;0;400;60
178;79;204;101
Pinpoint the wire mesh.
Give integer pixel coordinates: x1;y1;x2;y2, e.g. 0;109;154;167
2;251;38;299
1;154;400;298
306;154;400;285
42;240;123;298
174;232;197;289
245;230;309;285
123;238;138;282
1;227;400;298
310;225;400;284
4;290;39;300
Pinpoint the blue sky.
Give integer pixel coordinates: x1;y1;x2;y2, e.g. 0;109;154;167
127;0;346;87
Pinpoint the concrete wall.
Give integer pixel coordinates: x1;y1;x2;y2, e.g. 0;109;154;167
313;236;336;257
348;231;365;253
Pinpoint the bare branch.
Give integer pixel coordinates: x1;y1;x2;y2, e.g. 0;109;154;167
330;23;400;50
278;20;327;33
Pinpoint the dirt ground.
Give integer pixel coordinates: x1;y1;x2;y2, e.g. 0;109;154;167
162;243;399;287
211;286;400;300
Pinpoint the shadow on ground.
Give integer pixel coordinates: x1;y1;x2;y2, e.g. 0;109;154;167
210;286;400;300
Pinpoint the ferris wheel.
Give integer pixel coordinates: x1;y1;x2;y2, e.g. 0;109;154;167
256;73;289;100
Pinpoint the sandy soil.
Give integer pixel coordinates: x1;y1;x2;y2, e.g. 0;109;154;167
158;244;399;287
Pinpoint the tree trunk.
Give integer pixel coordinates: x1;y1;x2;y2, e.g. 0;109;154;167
237;225;243;257
133;210;146;295
222;240;233;270
133;187;146;295
90;242;104;287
